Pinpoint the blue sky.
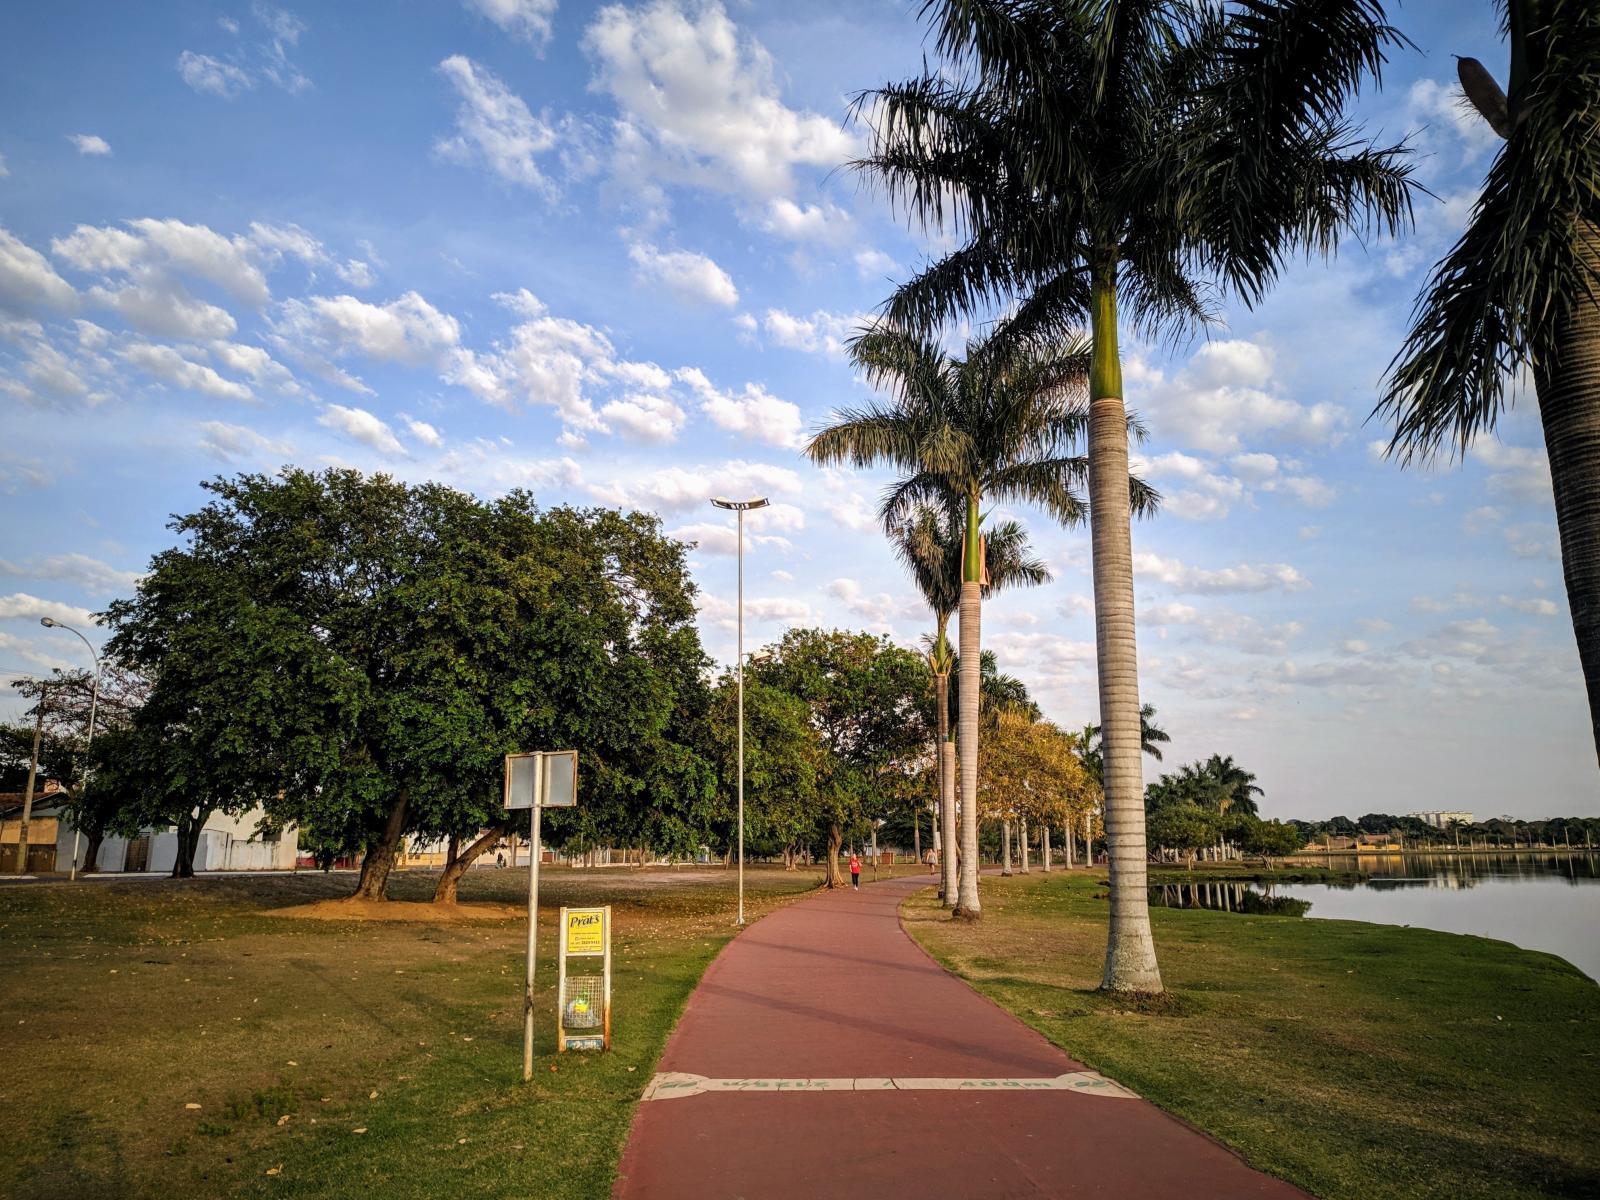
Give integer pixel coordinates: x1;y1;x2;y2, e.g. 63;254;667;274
0;0;1589;820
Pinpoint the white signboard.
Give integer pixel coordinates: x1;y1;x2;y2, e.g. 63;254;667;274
504;750;578;810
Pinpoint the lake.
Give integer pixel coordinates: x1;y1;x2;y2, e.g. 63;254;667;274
1149;853;1600;981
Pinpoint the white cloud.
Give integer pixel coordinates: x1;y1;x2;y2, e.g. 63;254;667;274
760;308;863;359
119;341;253;402
1407;77;1503;167
90;281;237;341
212;341;297;391
0;593;99;628
55;217;271;305
197;420;292;462
669;521;792;557
628;242;738;308
1144;600;1304;655
404;418;443;448
0;228;78;313
464;0;558;47
761;198;850;242
0;153;9;178
68;134;111;156
1499;594;1558;617
583;0;858;200
435;55;562;196
0;553;141;593
854;248;895;279
335;259;375;288
317;403;406;457
827;577;922;628
1472;440;1552;504
587;459;802;515
676;367;803;449
276;291;461;368
21;341;91;400
178;51;255;98
1135;339;1344;453
599;392;686;443
1135;550;1310;595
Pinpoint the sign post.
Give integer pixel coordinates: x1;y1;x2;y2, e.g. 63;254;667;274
557;906;612;1052
504;750;578;1082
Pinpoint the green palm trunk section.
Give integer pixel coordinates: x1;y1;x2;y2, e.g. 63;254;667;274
1537;218;1600;765
1088;271;1163;993
955;492;983;916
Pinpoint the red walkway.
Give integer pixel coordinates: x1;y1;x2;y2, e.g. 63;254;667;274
614;874;1308;1199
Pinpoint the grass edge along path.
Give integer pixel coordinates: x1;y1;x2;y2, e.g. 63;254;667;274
901;870;1600;1200
0;867;826;1200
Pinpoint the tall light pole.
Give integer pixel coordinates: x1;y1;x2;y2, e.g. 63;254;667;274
711;495;768;926
41;617;102;882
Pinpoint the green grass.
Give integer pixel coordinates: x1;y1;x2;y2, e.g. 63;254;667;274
903;870;1600;1200
0;865;823;1199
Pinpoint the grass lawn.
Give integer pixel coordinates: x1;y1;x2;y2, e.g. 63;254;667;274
0;864;823;1200
903;869;1600;1200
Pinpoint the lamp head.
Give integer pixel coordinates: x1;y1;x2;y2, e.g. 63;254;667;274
710;496;770;512
40;617;58;628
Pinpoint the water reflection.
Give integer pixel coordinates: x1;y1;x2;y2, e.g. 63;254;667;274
1150;882;1311;918
1148;853;1600;981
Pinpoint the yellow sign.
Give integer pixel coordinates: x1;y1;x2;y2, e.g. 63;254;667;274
566;908;605;956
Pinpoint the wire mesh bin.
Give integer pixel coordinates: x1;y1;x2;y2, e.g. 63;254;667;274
557;905;612;1051
563;976;604;1028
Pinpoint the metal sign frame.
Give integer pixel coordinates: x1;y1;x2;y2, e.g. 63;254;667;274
557;905;612;1053
503;749;581;1081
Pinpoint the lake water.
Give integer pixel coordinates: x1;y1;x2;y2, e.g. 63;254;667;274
1149;853;1600;981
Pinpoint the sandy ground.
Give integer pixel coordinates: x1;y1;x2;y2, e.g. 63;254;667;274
266;897;523;922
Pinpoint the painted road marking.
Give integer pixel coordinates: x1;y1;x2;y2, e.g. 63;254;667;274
640;1071;1139;1102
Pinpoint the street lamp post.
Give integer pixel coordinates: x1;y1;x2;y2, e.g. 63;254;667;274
711;495;768;926
41;617;102;882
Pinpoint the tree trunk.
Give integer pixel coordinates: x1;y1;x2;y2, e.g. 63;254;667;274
934;670;952;902
1021;818;1031;873
82;826;104;874
1089;269;1162;993
940;740;958;908
1042;824;1051;872
1001;820;1013;876
825;822;843;888
433;823;506;903
954;543;983;919
353;791;409;901
912;802;921;869
1064;823;1075;868
171;805;213;879
1535;217;1600;765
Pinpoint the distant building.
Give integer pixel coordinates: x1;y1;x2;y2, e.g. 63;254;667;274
1408;810;1474;829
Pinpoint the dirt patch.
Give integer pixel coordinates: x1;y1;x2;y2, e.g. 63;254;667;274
266;897;522;922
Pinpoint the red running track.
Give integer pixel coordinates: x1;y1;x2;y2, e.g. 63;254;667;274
613;874;1309;1199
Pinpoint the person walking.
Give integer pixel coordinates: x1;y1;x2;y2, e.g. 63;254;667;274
849;851;862;891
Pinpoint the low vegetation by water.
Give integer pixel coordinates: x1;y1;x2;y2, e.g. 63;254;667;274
904;870;1600;1200
0;866;822;1200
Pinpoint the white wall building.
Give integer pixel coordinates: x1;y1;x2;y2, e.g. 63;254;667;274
1407;810;1475;829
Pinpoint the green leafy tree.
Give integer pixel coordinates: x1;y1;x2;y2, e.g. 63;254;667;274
106;469;713;898
1378;3;1600;762
1147;805;1219;871
859;0;1414;988
748;629;929;887
705;676;825;868
1245;819;1306;866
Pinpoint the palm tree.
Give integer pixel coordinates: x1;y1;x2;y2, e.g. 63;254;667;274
1377;3;1600;764
856;0;1414;990
895;507;1049;906
1083;703;1170;779
1199;754;1263;817
809;323;1152;918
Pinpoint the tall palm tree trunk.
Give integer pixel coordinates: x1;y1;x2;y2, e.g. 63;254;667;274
934;668;957;905
1537;221;1600;765
941;739;958;906
1088;271;1163;993
1001;820;1012;875
955;495;983;918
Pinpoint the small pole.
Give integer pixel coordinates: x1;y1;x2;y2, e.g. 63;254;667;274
15;685;46;875
736;507;745;926
522;754;545;1082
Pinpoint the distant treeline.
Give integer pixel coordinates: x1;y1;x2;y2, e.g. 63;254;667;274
1288;813;1599;847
